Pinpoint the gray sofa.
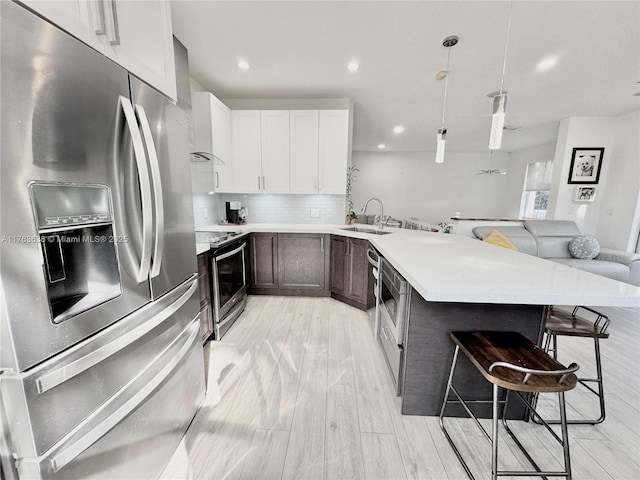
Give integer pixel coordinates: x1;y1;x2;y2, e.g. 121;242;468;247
473;220;640;286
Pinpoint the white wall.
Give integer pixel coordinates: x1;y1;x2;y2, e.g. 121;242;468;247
547;112;640;250
350;150;520;224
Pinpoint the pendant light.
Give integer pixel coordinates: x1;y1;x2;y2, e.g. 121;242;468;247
488;0;514;150
435;35;459;164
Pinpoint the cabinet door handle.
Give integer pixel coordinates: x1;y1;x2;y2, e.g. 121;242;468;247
262;176;266;191
320;236;324;253
108;0;121;45
95;0;107;35
258;176;261;191
215;171;219;188
346;239;350;256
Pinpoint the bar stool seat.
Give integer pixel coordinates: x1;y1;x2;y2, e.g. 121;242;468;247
536;306;610;425
440;330;579;480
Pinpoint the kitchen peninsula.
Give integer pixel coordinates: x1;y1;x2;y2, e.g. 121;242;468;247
196;224;640;416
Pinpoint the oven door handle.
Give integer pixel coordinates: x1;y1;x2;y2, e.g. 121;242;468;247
215;242;246;262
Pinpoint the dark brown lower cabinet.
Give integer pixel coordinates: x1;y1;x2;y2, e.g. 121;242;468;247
197;252;213;343
330;235;375;310
249;233;330;296
249;233;278;289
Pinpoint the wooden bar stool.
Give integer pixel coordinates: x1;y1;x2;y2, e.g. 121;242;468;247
439;330;579;480
534;306;610;425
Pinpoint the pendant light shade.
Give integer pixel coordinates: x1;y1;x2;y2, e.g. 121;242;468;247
488;1;513;150
435;128;447;164
435;35;458;164
489;93;507;150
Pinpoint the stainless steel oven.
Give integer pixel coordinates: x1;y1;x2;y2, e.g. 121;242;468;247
211;237;247;339
379;257;409;345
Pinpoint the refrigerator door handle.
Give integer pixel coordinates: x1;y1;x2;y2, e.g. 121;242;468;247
135;104;164;279
45;320;200;474
95;0;107;35
35;277;198;394
120;96;153;283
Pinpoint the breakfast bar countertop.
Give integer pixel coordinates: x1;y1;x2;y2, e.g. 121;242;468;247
195;223;640;308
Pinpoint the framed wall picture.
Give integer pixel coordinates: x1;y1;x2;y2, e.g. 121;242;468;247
574;186;596;202
567;147;604;184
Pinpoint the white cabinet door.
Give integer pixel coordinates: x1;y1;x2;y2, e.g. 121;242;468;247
102;0;176;100
20;0;105;52
192;92;233;194
232;111;262;193
210;96;234;192
318;110;349;194
289;110;319;194
260;111;290;194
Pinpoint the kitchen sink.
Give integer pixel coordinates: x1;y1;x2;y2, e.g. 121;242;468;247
339;226;394;235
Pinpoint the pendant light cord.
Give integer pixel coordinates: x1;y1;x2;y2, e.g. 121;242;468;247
499;0;514;94
441;46;452;126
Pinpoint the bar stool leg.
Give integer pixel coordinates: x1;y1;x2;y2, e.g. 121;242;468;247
559;391;572;480
492;383;499;480
592;337;606;423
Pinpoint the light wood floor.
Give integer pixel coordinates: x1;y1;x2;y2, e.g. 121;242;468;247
161;296;640;480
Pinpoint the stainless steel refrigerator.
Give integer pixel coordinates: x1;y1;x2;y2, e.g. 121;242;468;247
0;2;205;478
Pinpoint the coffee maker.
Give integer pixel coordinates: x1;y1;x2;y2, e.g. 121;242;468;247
225;201;242;224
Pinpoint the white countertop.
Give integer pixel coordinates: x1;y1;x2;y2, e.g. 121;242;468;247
195;223;640;308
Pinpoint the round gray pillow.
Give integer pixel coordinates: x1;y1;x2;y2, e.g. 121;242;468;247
569;235;600;259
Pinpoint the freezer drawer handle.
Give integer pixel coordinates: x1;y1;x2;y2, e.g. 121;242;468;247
120;96;153;283
45;320;200;474
135;104;165;279
35;278;198;394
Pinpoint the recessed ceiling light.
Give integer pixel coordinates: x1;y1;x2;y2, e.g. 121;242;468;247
377;143;386;149
347;61;360;72
537;56;558;71
393;125;405;134
237;59;250;70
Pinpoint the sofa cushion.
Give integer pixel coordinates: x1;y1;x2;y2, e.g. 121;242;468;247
472;226;537;255
483;230;518;250
523;220;582;258
549;258;629;283
569;235;600;259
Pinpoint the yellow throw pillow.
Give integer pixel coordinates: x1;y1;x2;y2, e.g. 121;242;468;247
483;229;518;250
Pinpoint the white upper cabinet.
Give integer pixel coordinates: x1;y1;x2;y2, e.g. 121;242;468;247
192;92;233;193
289;110;319;194
318;110;350;194
232;110;263;194
260;111;290;194
230;108;351;195
20;0;105;51
19;0;176;100
102;1;176;100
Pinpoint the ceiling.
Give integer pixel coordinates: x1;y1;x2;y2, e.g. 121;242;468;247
171;1;640;153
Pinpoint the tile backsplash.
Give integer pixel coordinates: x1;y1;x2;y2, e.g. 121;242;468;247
192;193;347;226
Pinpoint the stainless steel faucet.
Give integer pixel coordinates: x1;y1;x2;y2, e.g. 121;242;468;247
361;197;384;229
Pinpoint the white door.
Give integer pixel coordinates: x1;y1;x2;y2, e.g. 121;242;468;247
102;0;177;100
261;111;290;193
290;110;319;194
232;111;262;193
20;0;105;52
319;110;349;194
210;97;234;192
